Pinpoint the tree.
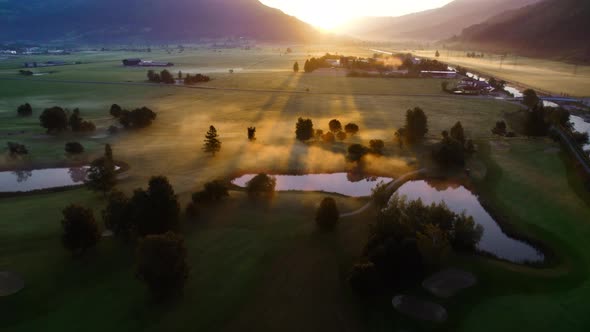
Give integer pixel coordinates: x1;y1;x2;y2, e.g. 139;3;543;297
192;180;229;204
329;119;342;133
102;190;133;239
293;62;299;73
132;176;180;236
304;59;311;73
492;121;507;136
17;103;33;117
40;106;68;133
435;50;440;58
451;214;483;252
523;89;540;109
404;107;428;144
347;144;369;163
316;197;340;231
247;127;256;141
295;118;314;141
86;144;117;196
136;231;189;300
524;104;550;137
110;104;123;118
61;204;100;255
336;131;347;141
160;69;175;84
65;142;84;154
369;139;385;154
246;174;276;198
178;71;182;80
395;128;406;149
344;123;359;136
416;224;450;266
147;70;157;82
432;132;466;168
203;125;221;156
450;121;466;145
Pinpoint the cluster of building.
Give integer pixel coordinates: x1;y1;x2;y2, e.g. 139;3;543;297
453;78;493;95
122;59;174;67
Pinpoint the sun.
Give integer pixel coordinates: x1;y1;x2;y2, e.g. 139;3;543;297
297;12;352;31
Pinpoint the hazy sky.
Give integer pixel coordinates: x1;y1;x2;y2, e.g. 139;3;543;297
259;0;454;30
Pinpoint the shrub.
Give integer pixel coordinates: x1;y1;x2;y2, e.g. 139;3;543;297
17;103;33;117
344;123;359;135
61;204;100;255
316;197;340;231
246;174;277;198
7;142;28;156
136;232;189;300
322;132;335;143
65;142;84;154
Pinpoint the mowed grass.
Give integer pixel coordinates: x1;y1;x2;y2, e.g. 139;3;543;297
412;50;590;97
0;188;369;332
451;140;590;331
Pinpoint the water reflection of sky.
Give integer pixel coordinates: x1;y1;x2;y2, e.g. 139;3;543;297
570;115;590;153
396;180;544;263
0;167;88;192
232;173;393;197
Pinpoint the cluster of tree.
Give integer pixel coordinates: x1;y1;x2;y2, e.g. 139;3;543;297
466;52;485;58
17;103;33;117
147;69;175;84
395;107;429;147
203;126;221;155
432;122;475;168
86;144;117;196
7;142;28;156
184;73;211;85
39;107;96;133
64;175;189;300
103;176;180;238
348;194;483;295
400;59;447;75
186;180;230;218
303;54;338;73
110;105;157;129
65;142;84;155
19;70;34;76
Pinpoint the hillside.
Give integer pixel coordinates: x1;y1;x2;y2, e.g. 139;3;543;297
450;0;590;62
341;0;539;41
0;0;316;43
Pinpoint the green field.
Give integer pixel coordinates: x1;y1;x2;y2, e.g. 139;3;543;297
2;47;590;331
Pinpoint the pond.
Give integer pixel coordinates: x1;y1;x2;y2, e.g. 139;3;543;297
570;115;590;154
1;167;88;193
232;173;393;197
395;180;544;264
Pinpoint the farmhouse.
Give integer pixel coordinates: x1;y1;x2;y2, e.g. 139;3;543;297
122;59;174;67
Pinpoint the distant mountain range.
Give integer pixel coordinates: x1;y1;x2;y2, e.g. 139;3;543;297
449;0;590;62
340;0;540;41
0;0;316;43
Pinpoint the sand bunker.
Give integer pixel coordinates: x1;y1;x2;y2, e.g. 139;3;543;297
423;268;477;298
392;295;447;322
0;271;25;296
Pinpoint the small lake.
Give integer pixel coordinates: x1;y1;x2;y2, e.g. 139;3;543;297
0;167;88;193
570;115;590;154
395;180;544;263
232;173;393;197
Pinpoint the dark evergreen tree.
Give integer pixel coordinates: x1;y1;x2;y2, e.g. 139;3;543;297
131;176;180;236
450;121;466;145
293;61;299;73
203;125;221;156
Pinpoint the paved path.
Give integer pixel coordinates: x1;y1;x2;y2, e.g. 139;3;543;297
341;169;427;218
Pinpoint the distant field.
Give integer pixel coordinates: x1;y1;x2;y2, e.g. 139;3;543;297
409;50;590;97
